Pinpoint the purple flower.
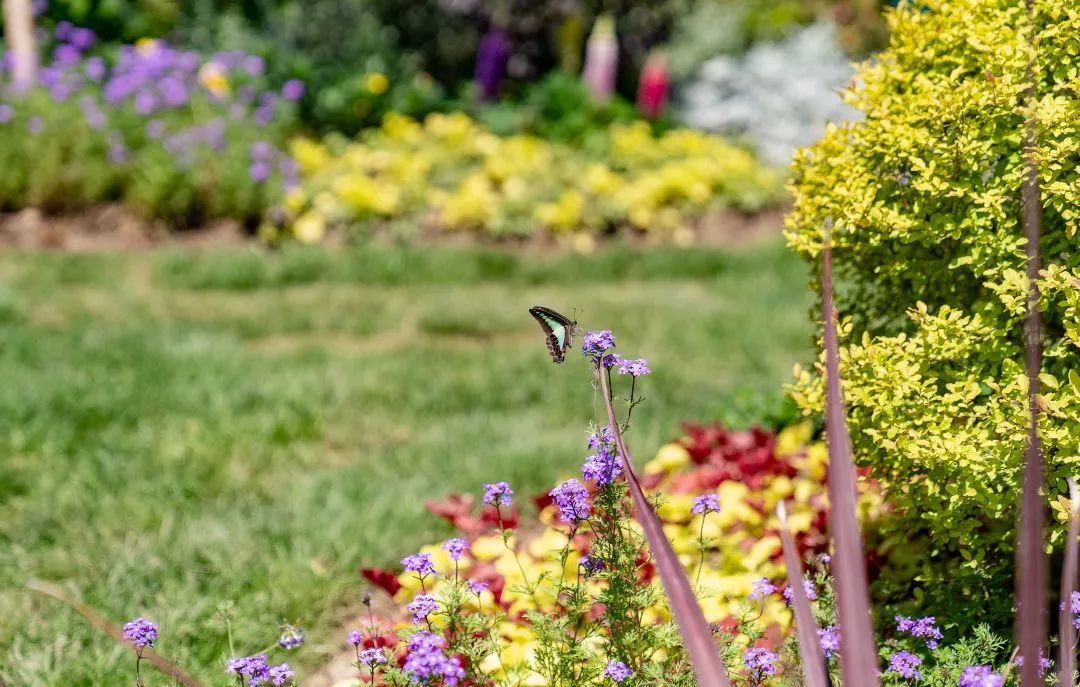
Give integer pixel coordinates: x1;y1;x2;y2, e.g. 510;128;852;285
281;79;305;101
0;104;14;123
226;654;270;681
818;625;840;659
55;21;73;40
603;660;633;683
820;553;832;564
550;478;591;524
408;593;439;624
588;426;616;450
582;449;622;486
482;481;513;507
959;666;1003;687
783;578;817;604
108;143;129;165
691;494;720;515
53;44;81;66
442;537;468;561
265;663;293;686
749;577;776;599
1060;591;1080;629
401;552;436;577
250;140;274;160
359;647;387;667
744;647;779;679
895;615;943;649
84;56;106;81
887;650;923;680
243;55;265;76
27;116;44;134
580;555;604;573
403;631;465;685
474;28;510;101
134;90;156;115
254;105;274;126
146;119;166;139
249;161;271;183
122;617;158;649
468;580;489;594
581;330;616;358
1014;650;1051;675
347;630;363;646
278;626;304;650
69;27;96;50
615;357;651;377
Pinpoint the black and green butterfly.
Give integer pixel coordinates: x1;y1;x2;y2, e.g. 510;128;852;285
529;306;578;363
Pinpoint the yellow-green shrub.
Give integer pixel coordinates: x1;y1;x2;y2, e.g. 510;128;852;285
786;0;1080;624
278;113;785;242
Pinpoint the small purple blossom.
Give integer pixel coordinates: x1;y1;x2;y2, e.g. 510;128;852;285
958;665;1003;687
603;660;633;683
408;593;439;624
122;617;158;649
403;631;465;685
1060;591;1080;629
281;79;305;101
226;654;270;681
402;552;437;577
691;494;721;515
580;555;604;573
265;663;293;686
615;357;651;376
582;450;622;486
744;647;779;680
887;650;923;680
442;537;468;561
359;647;387;667
278;626;304;650
0;104;12;123
468;580;489;594
896;615;943;649
749;577;776;599
588;427;616;450
818;625;840;659
783;578;817;604
85;56;106;81
1014;650;1051;675
348;630;363;646
820;553;832;564
482;481;513;507
249;161;271;183
27;116;43;134
550;478;591;524
581;330;616;358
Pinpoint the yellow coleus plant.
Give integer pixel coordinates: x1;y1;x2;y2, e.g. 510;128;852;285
281;113;784;242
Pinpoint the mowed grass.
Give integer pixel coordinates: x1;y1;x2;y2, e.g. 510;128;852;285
0;240;813;685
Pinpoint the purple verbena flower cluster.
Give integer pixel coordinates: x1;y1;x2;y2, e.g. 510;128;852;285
468;580;489;595
615;357;651;377
782;577;817;604
959;665;1003;687
402;552;437;578
277;625;305;650
442;537;469;562
359;647;388;668
887;650;923;680
580;555;605;574
749;577;776;600
122;617;157;649
896;615;943;649
1013;649;1051;675
582;427;622;486
225;654;293;686
818;625;839;659
549;478;592;524
581;330;616;359
408;593;439;624
347;630;363;646
482;481;513;507
743;647;779;680
403;631;465;685
603;660;634;682
690;494;720;515
1061;590;1080;629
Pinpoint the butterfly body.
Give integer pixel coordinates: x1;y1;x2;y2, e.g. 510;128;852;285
528;306;578;363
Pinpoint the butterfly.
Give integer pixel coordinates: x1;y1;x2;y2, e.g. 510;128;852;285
529;306;578;364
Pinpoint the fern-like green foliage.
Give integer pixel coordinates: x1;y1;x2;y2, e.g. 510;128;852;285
786;0;1080;626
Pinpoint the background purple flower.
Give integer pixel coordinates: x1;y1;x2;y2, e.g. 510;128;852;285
549;478;591;524
581;330;616;358
818;625;839;659
281;79;305;101
347;630;362;646
615;357;651;376
122;617;157;648
603;660;633;682
0;104;13;123
896;615;943;649
582;449;622;486
408;593;439;623
749;577;776;599
782;577;817;604
482;481;513;507
359;647;387;667
691;494;720;515
442;537;468;561
278;625;304;649
959;665;1003;687
744;647;778;679
401;552;436;577
468;580;489;594
403;631;464;685
887;650;923;679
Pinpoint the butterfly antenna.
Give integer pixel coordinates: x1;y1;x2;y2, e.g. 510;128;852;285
573;307;582;328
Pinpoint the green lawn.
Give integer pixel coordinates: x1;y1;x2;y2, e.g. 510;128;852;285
0;240;813;686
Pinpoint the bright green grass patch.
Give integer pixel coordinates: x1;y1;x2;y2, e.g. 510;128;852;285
0;240;812;685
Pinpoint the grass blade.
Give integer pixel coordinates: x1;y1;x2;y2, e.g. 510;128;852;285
27;579;205;687
821;229;880;687
599;368;732;687
1016;30;1047;683
1060;478;1079;687
777;501;829;687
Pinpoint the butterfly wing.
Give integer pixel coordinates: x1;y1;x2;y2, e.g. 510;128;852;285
529;306;576;363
